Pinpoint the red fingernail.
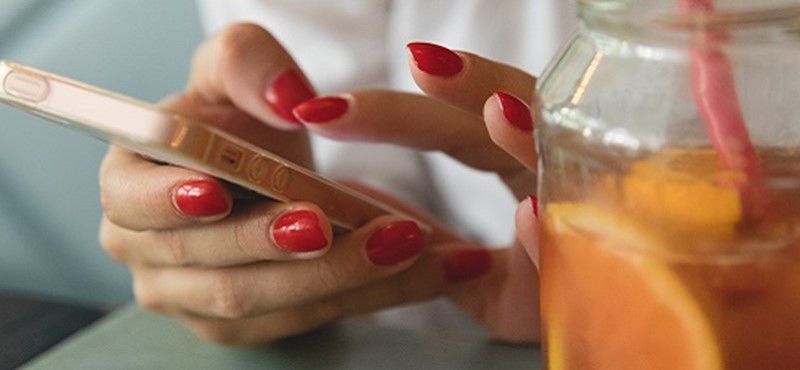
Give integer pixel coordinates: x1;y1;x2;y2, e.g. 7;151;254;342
407;42;464;77
443;249;492;284
173;180;230;218
265;69;316;124
365;221;425;266
272;210;329;252
293;96;349;124
528;195;539;217
496;91;533;131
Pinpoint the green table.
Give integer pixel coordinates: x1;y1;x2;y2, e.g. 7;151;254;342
23;306;539;369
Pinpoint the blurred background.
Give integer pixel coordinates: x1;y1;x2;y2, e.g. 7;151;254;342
0;0;203;307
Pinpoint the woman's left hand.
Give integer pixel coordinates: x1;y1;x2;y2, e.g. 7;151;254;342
294;42;541;342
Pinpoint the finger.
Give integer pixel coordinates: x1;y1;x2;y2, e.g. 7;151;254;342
516;196;540;269
483;91;538;199
133;216;427;319
294;91;523;175
407;42;537;116
176;243;494;346
341;181;462;244
100;202;333;267
189;23;316;129
484;91;536;172
99;146;232;231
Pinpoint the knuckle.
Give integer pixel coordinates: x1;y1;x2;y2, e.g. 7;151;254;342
231;219;261;260
220;22;270;45
97;156;114;206
99;189;124;227
98;178;162;231
193;22;275;102
208;272;251;319
314;259;352;294
312;298;346;324
216;23;271;70
98;220;128;263
163;229;191;266
133;280;162;313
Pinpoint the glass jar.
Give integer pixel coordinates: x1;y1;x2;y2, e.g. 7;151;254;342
536;1;800;369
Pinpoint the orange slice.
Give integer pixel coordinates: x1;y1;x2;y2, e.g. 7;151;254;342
618;148;742;238
541;203;721;370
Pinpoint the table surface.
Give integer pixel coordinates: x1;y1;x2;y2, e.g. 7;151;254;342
23;305;540;369
0;293;105;369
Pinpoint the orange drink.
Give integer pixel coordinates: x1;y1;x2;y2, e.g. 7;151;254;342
535;2;800;368
539;147;800;369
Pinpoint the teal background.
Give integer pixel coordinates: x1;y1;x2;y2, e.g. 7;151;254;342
0;0;203;306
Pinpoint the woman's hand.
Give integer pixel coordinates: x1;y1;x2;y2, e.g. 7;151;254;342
98;24;481;346
293;42;541;342
99;22;541;345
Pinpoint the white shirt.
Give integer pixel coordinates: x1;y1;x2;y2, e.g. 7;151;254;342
196;0;576;338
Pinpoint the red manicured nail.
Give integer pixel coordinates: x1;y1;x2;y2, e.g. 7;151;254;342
529;195;539;217
272;210;328;252
172;180;230;218
293;96;349;124
264;69;316;124
495;91;533;131
365;221;425;266
407;42;464;77
443;249;492;284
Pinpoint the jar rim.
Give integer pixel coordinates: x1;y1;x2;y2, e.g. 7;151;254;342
579;2;800;29
657;6;800;29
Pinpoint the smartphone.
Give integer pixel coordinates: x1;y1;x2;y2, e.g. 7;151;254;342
0;60;424;232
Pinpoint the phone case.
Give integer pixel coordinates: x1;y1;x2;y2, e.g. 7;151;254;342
0;60;425;232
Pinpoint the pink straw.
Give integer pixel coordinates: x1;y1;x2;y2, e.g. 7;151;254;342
681;0;771;221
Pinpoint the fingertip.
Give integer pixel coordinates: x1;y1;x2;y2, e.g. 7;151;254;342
494;91;533;132
171;178;233;221
516;195;539;226
406;41;465;78
516;195;541;268
264;68;317;126
528;194;539;218
362;217;426;268
483;92;538;173
270;209;332;258
293;94;352;125
270;206;333;256
442;248;493;284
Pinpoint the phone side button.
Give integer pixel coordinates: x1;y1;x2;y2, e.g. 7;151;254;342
247;156;270;183
3;72;50;103
270;165;292;194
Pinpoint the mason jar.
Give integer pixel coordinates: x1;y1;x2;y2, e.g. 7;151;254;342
536;1;800;368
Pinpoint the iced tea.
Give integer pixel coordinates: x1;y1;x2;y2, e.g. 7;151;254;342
539;141;800;369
